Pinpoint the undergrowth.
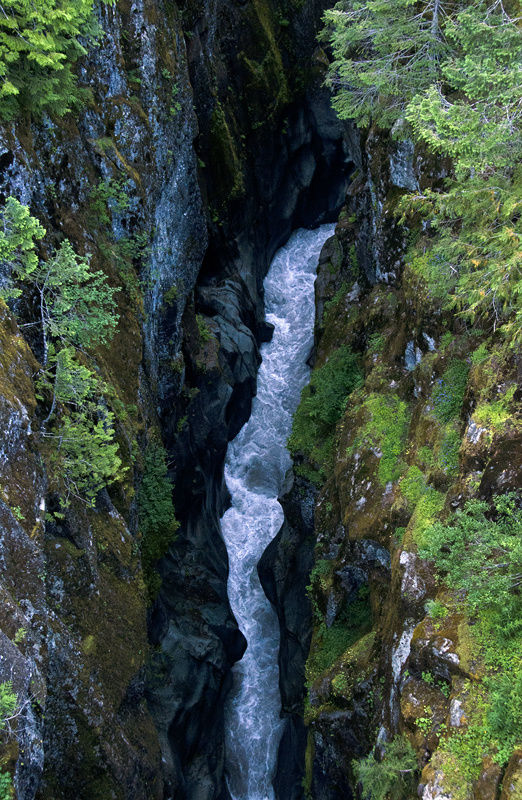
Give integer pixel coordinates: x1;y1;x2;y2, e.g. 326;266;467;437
289;345;363;481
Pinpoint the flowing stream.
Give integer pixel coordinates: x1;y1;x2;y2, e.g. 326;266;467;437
220;224;335;800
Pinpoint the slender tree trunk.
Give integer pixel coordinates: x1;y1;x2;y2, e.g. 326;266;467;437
40;286;48;367
431;0;441;39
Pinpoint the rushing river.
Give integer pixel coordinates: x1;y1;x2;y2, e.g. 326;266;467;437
220;225;335;800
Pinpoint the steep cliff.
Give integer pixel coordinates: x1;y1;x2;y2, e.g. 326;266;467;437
283;126;522;800
0;1;356;798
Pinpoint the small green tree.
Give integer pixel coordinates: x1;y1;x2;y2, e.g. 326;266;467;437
323;0;522;344
406;2;522;175
0;682;17;732
0;682;18;800
0;197;122;506
0;196;45;287
353;735;417;800
41;348;123;505
137;439;179;597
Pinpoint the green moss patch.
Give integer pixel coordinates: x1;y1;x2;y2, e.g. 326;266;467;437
348;394;410;485
431;361;469;424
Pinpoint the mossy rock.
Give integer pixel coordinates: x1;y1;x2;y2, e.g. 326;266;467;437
500;748;522;800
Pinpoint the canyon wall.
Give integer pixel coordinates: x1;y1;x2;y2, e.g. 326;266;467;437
273;127;522;800
1;2;520;800
0;1;356;798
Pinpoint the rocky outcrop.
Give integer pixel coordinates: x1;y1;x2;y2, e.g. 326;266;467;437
258;476;316;800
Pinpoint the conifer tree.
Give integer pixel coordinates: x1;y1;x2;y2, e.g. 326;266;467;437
322;0;450;127
0;0;111;119
0;197;122;506
323;0;522;342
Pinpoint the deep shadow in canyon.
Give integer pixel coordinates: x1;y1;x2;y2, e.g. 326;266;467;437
146;83;359;800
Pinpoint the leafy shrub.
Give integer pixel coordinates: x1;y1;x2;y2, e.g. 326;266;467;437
437;426;461;476
0;771;12;800
348;394;410;485
473;384;516;433
289;346;363;478
353;735;417;800
431;361;469;424
137;440;179;598
196;314;212;343
410;488;445;547
400;465;427;506
471;343;489;366
420;494;522;616
425;599;448;621
421;494;522;766
0;682;16;800
306;588;372;681
0;681;17;731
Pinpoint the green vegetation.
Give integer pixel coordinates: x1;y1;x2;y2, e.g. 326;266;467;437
437;426;461;476
352;735;417;800
367;332;385;355
400;465;427;507
0;682;16;731
89;175;148;305
196;314;212;343
431;361;469;424
0;771;11;800
348;394;410;485
420;495;522;775
420;495;521;622
0;197;122;506
306;588;373;682
473;384;516;434
410;488;445;547
289;346;363;479
137;439;179;598
0;681;17;800
0;0;112;120
323;0;522;344
89;177;132;227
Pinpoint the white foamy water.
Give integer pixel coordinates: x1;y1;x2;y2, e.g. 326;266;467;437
221;225;335;800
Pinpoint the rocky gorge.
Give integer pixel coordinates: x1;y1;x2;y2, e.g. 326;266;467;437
0;1;520;800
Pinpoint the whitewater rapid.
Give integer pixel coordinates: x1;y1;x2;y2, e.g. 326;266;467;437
220;225;335;800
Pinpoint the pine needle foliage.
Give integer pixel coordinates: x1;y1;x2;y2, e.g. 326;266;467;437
0;197;122;507
0;0;113;120
323;0;522;344
137;440;179;598
353;735;417;800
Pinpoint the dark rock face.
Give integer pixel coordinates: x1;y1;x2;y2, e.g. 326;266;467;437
143;6;359;798
258;477;316;800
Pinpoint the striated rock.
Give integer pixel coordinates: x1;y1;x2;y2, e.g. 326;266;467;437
258;476;316;800
500;748;522;800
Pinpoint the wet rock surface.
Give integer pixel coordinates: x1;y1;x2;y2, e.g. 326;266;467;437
258;476;316;800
